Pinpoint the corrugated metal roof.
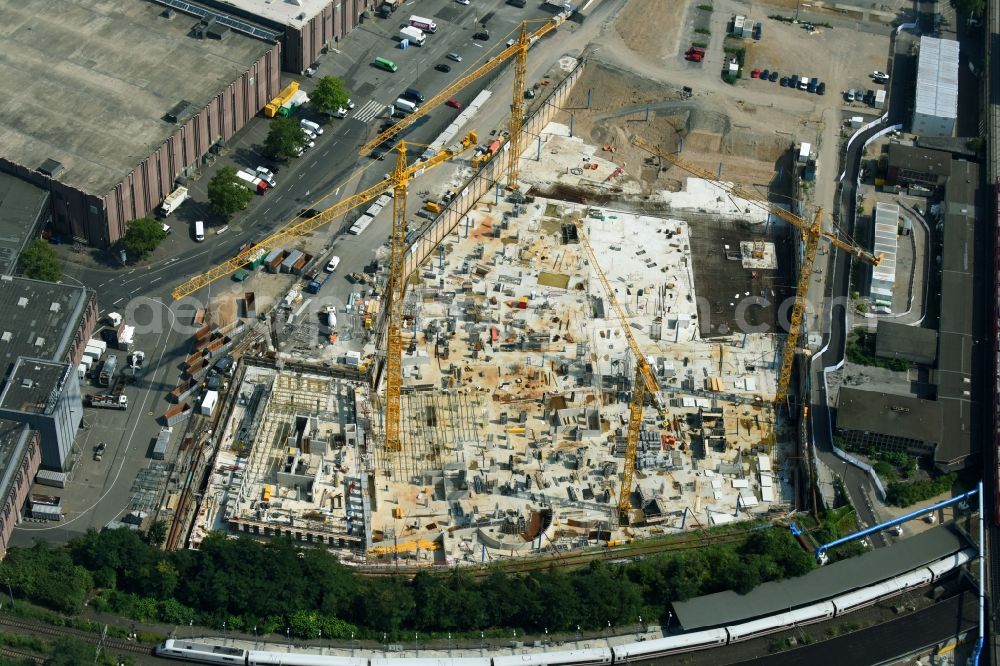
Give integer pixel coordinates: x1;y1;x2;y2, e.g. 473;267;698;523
915;36;959;120
871;202;899;294
672;525;968;630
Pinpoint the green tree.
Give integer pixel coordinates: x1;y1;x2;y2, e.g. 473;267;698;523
19;240;62;282
121;217;166;260
264;116;308;160
207;166;253;220
142;520;168;547
44;637;95;666
310;76;350;115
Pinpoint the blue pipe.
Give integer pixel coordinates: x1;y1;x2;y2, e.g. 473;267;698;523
815;487;978;562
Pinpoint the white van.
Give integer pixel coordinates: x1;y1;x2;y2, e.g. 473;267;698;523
300;119;323;135
193;220;205;242
394;98;418;115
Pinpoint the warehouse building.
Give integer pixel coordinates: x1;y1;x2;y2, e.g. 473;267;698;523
193;0;379;75
911;36;959;137
0;176;48;276
0;422;40;559
0;0;281;248
869;202;898;302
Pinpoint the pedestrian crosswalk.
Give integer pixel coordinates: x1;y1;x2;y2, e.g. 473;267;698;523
352;100;386;122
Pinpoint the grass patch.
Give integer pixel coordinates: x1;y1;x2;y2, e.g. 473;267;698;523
769;14;794;22
691;40;709;48
697;3;713;10
694;27;711;35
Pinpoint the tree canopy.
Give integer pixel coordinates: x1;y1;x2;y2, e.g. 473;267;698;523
264;116;308;161
0;524;817;639
310;76;350;115
207;166;253;220
121;217;166;260
19;240;63;282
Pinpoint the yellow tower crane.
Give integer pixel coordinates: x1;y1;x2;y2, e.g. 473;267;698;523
171;134;477;300
573;217;661;522
630;136;882;405
357;14;570;189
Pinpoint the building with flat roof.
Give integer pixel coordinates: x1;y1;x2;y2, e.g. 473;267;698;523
870;202;898;301
0;0;281;248
196;0;378;74
886;144;952;188
0;175;48;276
912;36;959;137
875;320;938;366
0;277;96;470
0;421;39;559
838;160;978;472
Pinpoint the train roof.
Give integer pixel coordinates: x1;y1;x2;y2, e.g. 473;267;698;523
672;525;968;630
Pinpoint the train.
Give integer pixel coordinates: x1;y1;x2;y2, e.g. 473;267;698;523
155;549;974;666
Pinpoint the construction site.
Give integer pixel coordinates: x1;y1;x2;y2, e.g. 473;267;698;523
179;0;893;564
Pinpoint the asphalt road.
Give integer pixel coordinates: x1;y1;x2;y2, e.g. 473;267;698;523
809;117;889;544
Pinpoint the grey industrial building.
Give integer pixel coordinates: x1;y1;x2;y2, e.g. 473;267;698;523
0;422;40;559
0;0;281;248
0;277;98;471
885;144;952;188
0;175;48;275
196;0;378;74
911;36;959;137
836;160;978;472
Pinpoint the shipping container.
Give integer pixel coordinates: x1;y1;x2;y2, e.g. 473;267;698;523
152;428;172;461
200;391;219;416
35;470;67;489
281;250;304;273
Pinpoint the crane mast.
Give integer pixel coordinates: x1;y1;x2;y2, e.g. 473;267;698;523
506;23;530;190
385;144;408;455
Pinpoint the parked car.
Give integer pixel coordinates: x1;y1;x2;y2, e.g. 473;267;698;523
790;74;799;88
872;70;889;82
750;68;761;78
768;71;778;82
326;256;341;272
456;0;470;4
447;52;463;62
844;89;856;102
808;77;818;93
816;81;826;95
435;63;452;72
446;98;462;109
473;30;489;40
760;69;770;80
506;38;516;47
780;77;789;87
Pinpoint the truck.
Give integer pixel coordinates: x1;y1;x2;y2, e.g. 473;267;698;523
237;169;269;194
129;350;145;376
115;324;135;351
87;394;128;410
408;15;437;33
399;26;425;46
99;354;118;387
306;270;331;294
377;0;401;16
159;186;189;217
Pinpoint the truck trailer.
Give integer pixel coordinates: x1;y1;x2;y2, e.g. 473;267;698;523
159;186;189;217
408;15;437;33
86;394;128;410
237;170;269;194
399;26;425;46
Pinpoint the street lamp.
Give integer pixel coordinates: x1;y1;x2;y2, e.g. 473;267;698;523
666;611;673;632
576;625;581;640
286;627;290;645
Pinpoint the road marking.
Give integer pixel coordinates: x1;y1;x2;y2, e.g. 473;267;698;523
353;100;386;122
299;172;306;179
149;277;162;285
113;297;124;305
322;150;330;157
263;206;272;214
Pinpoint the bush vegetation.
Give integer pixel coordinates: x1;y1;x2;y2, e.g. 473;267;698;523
886;473;957;507
846;327;913;371
0;527;815;638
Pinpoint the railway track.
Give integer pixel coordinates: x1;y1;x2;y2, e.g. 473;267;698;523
0;614;153;656
0;645;43;665
360;528;756;576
